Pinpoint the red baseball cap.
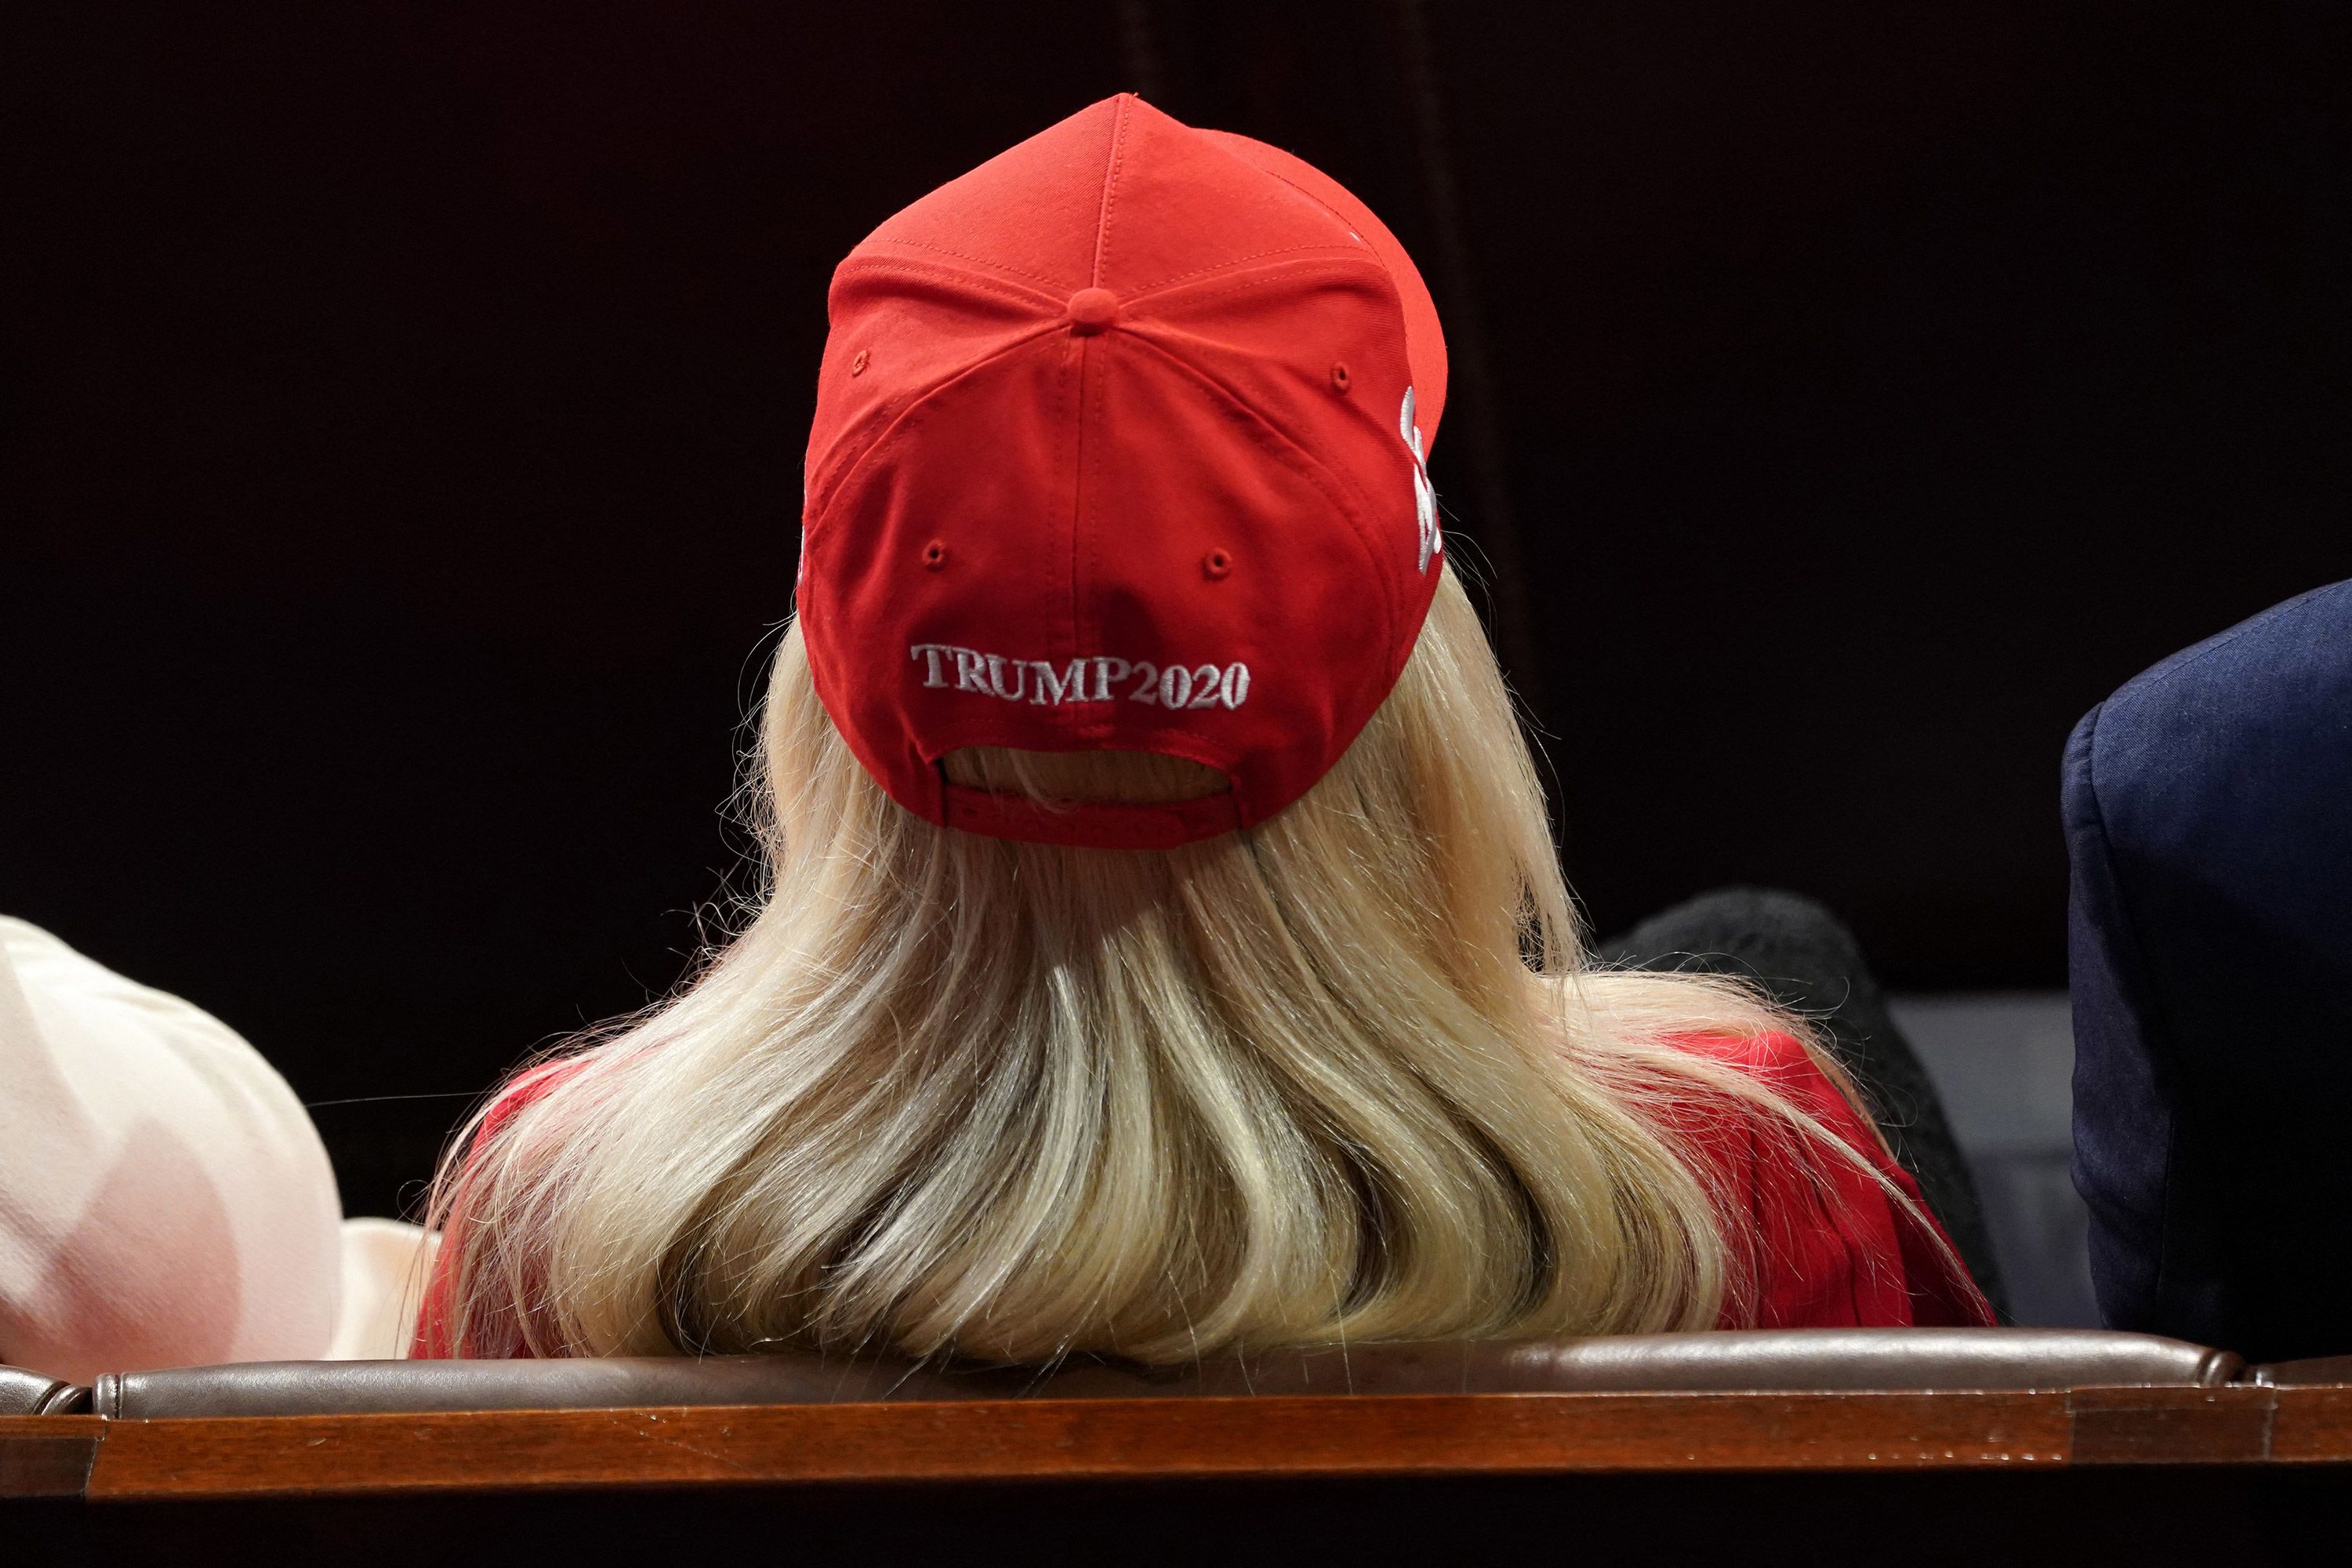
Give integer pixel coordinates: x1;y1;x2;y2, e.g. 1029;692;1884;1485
797;94;1448;849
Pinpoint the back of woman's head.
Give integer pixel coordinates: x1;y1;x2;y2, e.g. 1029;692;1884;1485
430;569;1827;1362
425;96;1875;1363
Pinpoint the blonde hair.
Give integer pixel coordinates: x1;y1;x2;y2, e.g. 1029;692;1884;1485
426;568;1889;1363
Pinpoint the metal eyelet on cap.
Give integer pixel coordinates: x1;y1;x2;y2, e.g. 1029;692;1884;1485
923;540;948;570
1203;548;1233;580
1330;362;1352;393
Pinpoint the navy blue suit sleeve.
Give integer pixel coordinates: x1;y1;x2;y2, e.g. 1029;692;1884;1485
2063;701;2175;1335
2064;579;2352;1360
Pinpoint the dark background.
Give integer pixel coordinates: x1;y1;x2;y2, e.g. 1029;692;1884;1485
6;2;2347;1217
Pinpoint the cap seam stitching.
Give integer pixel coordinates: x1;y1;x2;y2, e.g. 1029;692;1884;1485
1124;258;1402;318
805;325;1067;536
1120;243;1385;303
830;255;1065;311
1073;97;1133;726
1118;331;1404;648
808;265;1065;519
1051;330;1076;683
1090;94;1131;289
1077;329;1107;739
1210;153;1410;308
856;238;1073;296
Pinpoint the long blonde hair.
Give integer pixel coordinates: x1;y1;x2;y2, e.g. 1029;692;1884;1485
426;567;1882;1363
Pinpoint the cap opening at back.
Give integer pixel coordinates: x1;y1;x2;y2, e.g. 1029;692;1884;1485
938;747;1240;851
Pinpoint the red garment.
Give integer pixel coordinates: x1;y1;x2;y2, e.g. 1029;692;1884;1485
412;1058;573;1361
1664;1030;1992;1330
413;1029;1990;1357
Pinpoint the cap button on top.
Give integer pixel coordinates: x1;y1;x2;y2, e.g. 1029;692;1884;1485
1065;287;1120;335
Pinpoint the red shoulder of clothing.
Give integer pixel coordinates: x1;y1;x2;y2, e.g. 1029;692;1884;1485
1667;1029;1993;1330
412;1032;1991;1357
409;1058;581;1361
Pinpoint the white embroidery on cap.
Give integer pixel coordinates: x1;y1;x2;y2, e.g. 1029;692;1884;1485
1400;387;1440;574
910;644;1252;710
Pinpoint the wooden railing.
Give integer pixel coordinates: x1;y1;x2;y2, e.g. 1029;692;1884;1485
9;1381;2352;1502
